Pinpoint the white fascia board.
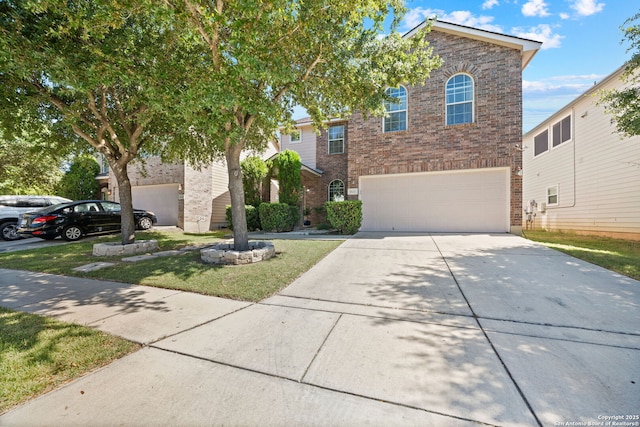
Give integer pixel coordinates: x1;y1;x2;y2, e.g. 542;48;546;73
405;20;542;70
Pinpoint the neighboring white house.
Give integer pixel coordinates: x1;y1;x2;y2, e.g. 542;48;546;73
522;65;640;240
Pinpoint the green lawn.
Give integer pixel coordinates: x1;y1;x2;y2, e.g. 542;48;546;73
523;230;640;281
0;230;343;414
0;230;344;301
0;307;140;414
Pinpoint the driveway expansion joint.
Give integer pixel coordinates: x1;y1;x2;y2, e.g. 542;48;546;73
431;235;545;427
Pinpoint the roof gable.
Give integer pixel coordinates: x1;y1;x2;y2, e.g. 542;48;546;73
405;20;542;70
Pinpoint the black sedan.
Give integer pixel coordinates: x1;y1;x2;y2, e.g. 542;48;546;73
17;200;157;241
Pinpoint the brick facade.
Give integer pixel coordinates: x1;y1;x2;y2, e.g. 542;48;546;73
303;122;349;225
347;30;524;229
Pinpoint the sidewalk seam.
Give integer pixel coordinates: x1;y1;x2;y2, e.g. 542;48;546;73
148;346;496;427
300;313;343;383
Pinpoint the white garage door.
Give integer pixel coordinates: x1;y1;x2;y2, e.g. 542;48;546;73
131;184;179;226
359;168;509;232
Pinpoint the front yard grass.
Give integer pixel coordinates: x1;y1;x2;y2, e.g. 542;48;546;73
0;230;344;301
523;230;640;281
0;307;140;414
0;231;342;413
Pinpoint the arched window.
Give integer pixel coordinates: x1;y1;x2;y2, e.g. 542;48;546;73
383;86;407;132
328;180;345;202
446;74;474;125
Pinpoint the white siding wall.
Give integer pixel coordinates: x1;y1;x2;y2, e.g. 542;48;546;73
280;124;316;169
523;68;640;238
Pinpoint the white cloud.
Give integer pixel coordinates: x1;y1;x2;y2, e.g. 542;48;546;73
523;74;603;93
521;0;551;17
570;0;605;16
512;24;564;49
401;8;503;33
559;12;570;20
482;0;499;10
523;74;604;131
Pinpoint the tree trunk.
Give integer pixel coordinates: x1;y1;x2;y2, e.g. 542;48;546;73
111;162;136;245
226;143;249;251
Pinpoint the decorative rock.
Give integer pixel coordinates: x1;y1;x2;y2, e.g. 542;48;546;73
73;262;116;272
92;240;159;257
122;254;157;262
201;240;275;265
153;250;184;257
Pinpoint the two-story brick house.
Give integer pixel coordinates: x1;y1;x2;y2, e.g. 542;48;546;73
281;20;541;234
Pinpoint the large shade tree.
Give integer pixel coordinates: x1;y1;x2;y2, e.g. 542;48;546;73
0;132;64;195
600;13;640;137
160;0;443;250
0;0;198;244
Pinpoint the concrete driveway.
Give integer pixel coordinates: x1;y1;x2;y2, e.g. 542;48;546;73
1;232;638;426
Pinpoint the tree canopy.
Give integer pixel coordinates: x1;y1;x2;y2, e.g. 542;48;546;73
0;132;64;195
600;13;640;138
1;0;442;250
160;0;442;249
0;0;201;244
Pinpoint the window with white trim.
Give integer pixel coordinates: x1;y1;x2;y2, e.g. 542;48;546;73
290;129;300;143
328;180;345;202
446;74;474;125
552;115;571;148
383;86;407;132
547;185;558;206
534;130;549;157
328;125;344;154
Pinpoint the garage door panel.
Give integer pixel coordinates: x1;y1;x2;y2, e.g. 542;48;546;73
360;169;508;233
131;184;179;226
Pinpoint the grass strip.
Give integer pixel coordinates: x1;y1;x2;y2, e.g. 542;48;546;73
523;230;640;280
0;307;140;414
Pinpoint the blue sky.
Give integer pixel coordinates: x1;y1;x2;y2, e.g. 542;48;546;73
294;1;637;133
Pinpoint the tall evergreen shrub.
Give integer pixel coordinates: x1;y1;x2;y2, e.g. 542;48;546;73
274;149;302;206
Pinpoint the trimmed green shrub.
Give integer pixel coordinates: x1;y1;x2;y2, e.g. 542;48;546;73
259;202;300;232
325;200;362;234
274;149;302;206
241;156;268;207
226;205;261;231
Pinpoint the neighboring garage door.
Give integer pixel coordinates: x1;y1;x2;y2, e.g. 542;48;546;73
359;168;509;232
131;184;179;226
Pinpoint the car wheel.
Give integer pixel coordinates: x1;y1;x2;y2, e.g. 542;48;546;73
138;216;153;230
0;221;19;241
62;225;83;241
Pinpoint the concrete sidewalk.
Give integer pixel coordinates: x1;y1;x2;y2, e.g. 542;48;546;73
1;233;639;426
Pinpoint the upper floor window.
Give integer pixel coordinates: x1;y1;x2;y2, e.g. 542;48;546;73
328;179;345;202
328;125;344;154
552;115;571;148
534;129;549;157
383;86;407;132
446;74;474;125
290;129;301;143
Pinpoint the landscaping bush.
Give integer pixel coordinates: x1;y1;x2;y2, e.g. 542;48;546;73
325;200;362;234
226;205;261;231
241;156;268;207
259;202;299;232
273;150;302;206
